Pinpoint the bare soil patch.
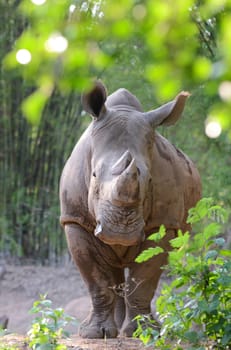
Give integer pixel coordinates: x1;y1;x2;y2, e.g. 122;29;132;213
0;261;89;334
1;334;149;350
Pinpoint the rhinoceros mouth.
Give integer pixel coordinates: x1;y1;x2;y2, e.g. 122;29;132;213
94;201;145;246
94;224;145;246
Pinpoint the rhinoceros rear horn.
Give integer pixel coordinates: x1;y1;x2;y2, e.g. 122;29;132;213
82;80;107;119
144;91;190;127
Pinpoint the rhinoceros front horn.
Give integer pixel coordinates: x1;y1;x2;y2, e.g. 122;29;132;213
111;150;133;176
112;156;140;206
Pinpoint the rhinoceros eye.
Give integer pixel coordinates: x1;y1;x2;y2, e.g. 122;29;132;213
92;171;96;177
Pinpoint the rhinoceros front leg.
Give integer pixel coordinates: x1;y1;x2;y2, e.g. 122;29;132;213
64;223;123;338
121;229;175;337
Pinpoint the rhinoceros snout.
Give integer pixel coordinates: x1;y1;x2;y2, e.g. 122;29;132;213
93;217;145;246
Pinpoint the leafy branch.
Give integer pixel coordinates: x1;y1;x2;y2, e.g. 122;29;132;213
134;198;231;349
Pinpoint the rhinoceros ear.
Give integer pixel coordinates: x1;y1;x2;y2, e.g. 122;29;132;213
144;91;190;127
81;80;107;119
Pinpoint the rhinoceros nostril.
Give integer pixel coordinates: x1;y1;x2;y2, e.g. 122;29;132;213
94;221;103;236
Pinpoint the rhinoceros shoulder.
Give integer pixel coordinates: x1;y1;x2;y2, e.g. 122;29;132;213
145;132;201;232
59;124;95;232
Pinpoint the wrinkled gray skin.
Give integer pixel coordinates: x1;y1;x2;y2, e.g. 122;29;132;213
59;81;201;338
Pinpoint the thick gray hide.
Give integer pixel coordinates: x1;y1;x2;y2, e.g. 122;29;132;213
59;81;201;338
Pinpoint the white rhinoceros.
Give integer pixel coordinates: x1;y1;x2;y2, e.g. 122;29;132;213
59;81;201;338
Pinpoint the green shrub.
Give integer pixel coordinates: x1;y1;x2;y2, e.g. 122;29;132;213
134;198;231;349
27;295;76;350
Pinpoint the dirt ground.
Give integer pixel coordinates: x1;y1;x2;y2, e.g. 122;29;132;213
0;260;153;349
0;260;90;334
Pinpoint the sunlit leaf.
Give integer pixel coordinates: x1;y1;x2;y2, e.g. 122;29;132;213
187;198;213;224
22;89;49;124
193;57;212;80
148;225;166;242
135;247;164;263
170;231;190;249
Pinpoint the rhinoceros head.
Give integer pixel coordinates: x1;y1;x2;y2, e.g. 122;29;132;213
82;81;189;246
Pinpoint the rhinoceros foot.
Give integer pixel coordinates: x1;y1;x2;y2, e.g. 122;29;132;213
79;314;118;338
120;320;136;337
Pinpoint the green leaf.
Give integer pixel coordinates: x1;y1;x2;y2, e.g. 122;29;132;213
187;198;213;224
55;345;67;350
29;306;40;314
220;249;231;257
208;298;219;312
184;330;200;343
205;250;218;261
208;205;228;223
203;222;221;240
214;237;225;247
221;324;231;345
218;274;231;287
135;247;164;263
170;231;190;248
170;277;185;289
22;88;52;125
148;225;166;242
168;249;185;265
193;56;212;80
